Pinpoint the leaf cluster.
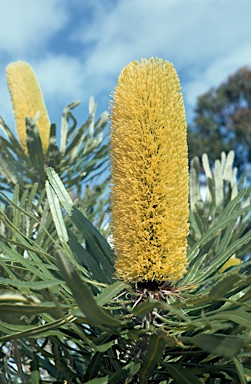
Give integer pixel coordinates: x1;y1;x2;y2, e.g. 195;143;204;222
0;97;109;231
0;151;250;383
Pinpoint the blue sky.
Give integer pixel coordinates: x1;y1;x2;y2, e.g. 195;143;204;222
0;0;251;134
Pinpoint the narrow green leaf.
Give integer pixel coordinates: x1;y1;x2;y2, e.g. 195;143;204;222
84;376;109;384
214;159;224;208
48;123;60;169
0;277;62;290
89;96;96;136
189;211;203;239
26;116;45;175
193;230;251;283
233;357;247;384
0;315;73;343
223;187;248;216
166;364;202;384
95;341;115;353
182;252;207;284
71;206;114;282
183;334;244;358
60;102;81;155
0;302;59;316
222;150;234;177
181;275;251;311
47;168;114;282
30;370;40;384
217;228;251;265
132;298;164;318
188;203;250;264
45;180;69;243
13;182;19;205
68;229;107;283
209;309;251;329
56;250;123;327
84;352;103;381
209;274;242;299
109;361;141;384
243;367;251;381
0;152;18;183
28;182;39;206
139;332;167;384
215;219;237;255
124;361;141;384
65;118;88;158
46;167;73;214
30;354;41;384
202;153;213;178
97;281;130;306
0;241;55;281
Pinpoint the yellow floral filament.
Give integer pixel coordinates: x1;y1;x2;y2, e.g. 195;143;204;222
110;57;189;283
6;61;50;154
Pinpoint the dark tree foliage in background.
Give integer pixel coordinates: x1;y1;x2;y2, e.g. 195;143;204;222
188;66;251;172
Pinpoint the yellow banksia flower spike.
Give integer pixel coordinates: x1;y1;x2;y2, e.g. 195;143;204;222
6;61;50;154
110;57;189;283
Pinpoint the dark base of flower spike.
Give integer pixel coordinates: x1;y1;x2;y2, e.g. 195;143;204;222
130;280;181;306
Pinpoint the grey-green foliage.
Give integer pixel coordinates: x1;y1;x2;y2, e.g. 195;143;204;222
0;152;251;383
189;151;251;262
0;97;109;231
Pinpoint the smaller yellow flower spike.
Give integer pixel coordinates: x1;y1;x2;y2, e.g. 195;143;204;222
110;58;189;283
218;255;242;274
6;61;50;154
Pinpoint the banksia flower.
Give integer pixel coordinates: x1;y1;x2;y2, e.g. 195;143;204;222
6;61;50;154
110;58;189;283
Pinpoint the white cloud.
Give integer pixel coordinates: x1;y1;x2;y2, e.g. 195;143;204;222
34;55;84;101
183;42;251;117
74;0;251;65
0;0;68;56
71;0;251;120
33;54;98;124
1;0;251;127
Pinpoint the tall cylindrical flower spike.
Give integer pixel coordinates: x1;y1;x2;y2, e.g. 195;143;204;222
6;61;50;154
110;57;189;283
